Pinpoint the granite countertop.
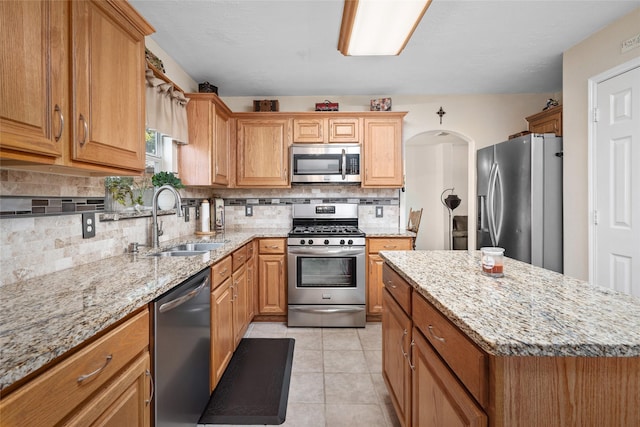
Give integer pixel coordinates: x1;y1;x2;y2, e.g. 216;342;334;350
0;228;290;390
380;250;640;358
360;227;415;238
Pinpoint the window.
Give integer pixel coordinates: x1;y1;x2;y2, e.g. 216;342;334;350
145;129;179;175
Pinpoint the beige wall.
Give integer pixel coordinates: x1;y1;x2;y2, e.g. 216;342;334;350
562;7;640;280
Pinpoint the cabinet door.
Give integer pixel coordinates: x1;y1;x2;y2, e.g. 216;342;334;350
71;0;147;171
368;253;385;316
328;117;359;143
211;277;234;390
232;264;249;347
363;117;403;187
247;241;258;319
236;119;290;187
65;353;151;427
213;103;230;185
382;289;412;427
293;118;324;143
258;254;287;314
0;0;66;160
412;329;487;427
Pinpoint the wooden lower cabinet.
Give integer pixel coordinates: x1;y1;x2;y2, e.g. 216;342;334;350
0;309;151;427
258;238;287;315
412;329;486;427
382;289;412;427
210;257;234;390
367;237;413;318
65;353;151;427
232;263;249;347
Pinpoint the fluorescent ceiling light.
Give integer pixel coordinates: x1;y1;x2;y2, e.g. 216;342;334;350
338;0;432;56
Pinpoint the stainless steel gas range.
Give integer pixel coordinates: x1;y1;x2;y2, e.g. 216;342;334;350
287;203;366;327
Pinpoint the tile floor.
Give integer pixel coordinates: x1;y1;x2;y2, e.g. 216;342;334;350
204;321;401;427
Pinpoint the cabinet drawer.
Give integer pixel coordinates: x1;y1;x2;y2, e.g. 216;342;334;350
0;309;149;427
382;264;411;315
412;293;489;408
212;256;232;288
259;238;285;254
369;238;412;253
232;245;247;271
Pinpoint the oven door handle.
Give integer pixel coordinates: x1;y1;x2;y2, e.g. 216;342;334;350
289;306;365;314
288;247;365;256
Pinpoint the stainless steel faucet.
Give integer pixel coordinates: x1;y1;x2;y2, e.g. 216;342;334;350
152;185;183;249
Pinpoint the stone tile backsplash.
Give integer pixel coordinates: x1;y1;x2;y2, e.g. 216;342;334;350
0;170;401;286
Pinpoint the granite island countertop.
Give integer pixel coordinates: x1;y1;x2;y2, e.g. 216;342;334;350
380;250;640;358
0;228;290;390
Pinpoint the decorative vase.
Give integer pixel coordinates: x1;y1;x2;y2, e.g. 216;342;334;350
156;189;176;210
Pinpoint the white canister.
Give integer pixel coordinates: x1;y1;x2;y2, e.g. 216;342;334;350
200;199;210;232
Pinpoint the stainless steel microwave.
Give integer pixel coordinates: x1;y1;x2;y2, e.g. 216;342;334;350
290;144;361;184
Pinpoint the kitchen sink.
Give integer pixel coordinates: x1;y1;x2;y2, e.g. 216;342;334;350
147;242;226;257
168;242;225;251
147;250;208;257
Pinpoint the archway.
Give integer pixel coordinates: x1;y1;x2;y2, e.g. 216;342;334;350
403;130;475;251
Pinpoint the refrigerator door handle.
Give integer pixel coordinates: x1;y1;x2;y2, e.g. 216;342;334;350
487;163;498;246
494;164;504;244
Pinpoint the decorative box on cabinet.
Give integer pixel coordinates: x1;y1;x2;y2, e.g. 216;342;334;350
0;0;154;174
526;106;562;136
181;93;232;186
0;309;152;427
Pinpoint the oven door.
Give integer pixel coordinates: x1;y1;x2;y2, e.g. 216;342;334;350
287;245;365;305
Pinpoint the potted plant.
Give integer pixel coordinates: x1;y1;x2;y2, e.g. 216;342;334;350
151;171;185;210
105;176;153;212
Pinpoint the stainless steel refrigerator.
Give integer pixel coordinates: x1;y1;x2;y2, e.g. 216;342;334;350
476;133;563;273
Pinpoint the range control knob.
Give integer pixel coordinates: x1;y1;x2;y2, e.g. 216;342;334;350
300;239;305;245
308;239;314;245
347;239;353;245
340;239;345;245
324;239;330;245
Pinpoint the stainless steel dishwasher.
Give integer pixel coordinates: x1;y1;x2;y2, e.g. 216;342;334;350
154;268;210;427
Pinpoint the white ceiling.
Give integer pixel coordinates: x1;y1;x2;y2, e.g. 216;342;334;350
130;0;640;97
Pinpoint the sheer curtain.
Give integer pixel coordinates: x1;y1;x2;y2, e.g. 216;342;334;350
145;66;189;144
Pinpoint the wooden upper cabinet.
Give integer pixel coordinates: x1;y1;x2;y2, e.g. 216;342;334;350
526;106;562;136
292;116;360;143
328;117;359;142
293;118;324;143
1;0;152;173
0;0;66;161
236;117;290;187
70;0;152;172
362;114;405;188
181;93;231;186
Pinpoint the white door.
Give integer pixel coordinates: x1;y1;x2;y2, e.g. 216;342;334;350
594;66;640;297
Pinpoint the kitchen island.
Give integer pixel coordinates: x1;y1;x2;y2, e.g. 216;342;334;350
379;250;640;426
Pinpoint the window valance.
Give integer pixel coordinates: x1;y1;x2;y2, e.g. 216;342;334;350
145;65;190;144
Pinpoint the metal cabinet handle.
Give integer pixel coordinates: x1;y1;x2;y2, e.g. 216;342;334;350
400;329;409;358
54;104;64;142
387;280;396;289
399;330;416;370
77;354;112;383
219;267;228;276
408;339;415;371
383;245;397;249
79;113;88;145
145;369;154;405
428;325;446;343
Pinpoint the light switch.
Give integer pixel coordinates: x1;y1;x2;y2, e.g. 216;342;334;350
245;205;253;216
376;206;383;218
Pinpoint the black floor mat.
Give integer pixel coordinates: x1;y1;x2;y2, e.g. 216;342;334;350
199;338;295;425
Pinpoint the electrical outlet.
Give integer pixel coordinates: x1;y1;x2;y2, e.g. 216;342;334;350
245;205;253;216
375;206;384;218
82;212;96;238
